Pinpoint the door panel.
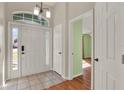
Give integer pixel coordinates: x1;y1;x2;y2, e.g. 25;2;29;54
94;3;107;89
114;3;124;89
53;24;62;75
73;20;82;76
21;26;48;76
94;3;124;90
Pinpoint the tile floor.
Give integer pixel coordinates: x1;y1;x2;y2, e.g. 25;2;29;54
0;70;65;90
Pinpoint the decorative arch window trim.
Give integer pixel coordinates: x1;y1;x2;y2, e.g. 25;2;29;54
12;11;49;27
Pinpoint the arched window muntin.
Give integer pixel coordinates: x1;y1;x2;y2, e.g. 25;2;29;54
12;11;49;27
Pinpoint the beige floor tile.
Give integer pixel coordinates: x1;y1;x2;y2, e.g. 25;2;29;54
3;70;65;90
28;75;38;80
49;75;57;80
18;78;28;84
37;74;46;79
46;80;55;87
41;80;54;88
39;77;51;83
36;73;42;77
17;82;30;90
42;83;50;89
3;84;17;90
52;79;63;85
23;87;31;90
29;79;41;86
31;84;44;90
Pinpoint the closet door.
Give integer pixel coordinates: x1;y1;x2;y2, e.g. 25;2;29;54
53;24;63;75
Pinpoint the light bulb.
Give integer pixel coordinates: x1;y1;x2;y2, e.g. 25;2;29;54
34;5;40;15
46;10;51;18
38;13;42;19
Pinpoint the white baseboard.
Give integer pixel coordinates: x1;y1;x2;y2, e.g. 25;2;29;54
65;73;83;80
73;73;82;78
61;75;68;80
67;77;73;80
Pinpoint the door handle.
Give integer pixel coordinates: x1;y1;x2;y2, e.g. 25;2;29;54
21;45;24;51
58;52;62;54
21;45;25;54
94;58;99;62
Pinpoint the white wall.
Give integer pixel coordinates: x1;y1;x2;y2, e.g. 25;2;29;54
0;2;5;86
82;10;93;34
53;3;66;25
68;2;95;20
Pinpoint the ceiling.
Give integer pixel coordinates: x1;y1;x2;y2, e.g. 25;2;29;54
44;2;56;6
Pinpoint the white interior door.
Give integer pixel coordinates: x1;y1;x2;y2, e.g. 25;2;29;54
21;25;50;76
53;24;62;75
94;3;124;90
94;3;105;89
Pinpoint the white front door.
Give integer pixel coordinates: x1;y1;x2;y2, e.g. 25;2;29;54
53;24;62;75
21;25;50;76
94;3;124;89
8;23;51;79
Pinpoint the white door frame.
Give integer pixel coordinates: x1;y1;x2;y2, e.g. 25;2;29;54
7;21;52;80
68;9;94;89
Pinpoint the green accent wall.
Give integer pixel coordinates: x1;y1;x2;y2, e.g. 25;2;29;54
73;19;82;76
83;34;91;58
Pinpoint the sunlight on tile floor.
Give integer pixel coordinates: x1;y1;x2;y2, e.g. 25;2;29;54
0;70;65;90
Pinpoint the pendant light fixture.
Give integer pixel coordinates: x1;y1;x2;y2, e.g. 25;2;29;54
34;2;51;18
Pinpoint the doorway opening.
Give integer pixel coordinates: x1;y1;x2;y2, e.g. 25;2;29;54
82;34;91;69
68;9;93;89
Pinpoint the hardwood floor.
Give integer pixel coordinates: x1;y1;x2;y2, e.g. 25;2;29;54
47;59;91;90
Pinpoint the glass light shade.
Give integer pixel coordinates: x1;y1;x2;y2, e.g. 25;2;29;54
34;5;40;15
46;10;51;18
38;13;42;19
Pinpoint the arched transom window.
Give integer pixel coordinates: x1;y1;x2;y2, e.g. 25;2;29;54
12;12;49;26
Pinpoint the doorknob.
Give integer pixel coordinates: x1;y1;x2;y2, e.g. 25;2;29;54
94;58;99;62
58;52;62;54
22;52;25;54
21;45;24;51
21;45;25;54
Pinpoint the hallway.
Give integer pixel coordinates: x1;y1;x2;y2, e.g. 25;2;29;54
47;59;91;90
